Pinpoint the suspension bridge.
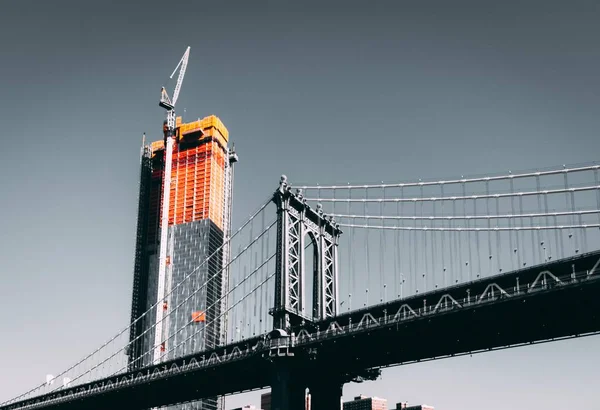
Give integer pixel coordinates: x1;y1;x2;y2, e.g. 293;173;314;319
2;162;600;410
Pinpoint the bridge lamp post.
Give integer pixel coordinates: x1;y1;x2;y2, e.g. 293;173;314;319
348;293;352;311
383;283;387;303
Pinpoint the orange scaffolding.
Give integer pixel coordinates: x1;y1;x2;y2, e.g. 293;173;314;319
149;115;229;232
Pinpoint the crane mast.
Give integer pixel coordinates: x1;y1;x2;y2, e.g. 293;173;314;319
154;46;191;365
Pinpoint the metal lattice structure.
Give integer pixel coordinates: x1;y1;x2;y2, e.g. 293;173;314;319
271;176;342;330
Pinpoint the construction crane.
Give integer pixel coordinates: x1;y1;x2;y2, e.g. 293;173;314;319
154;46;191;365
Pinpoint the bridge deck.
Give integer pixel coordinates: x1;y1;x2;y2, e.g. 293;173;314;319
3;251;600;410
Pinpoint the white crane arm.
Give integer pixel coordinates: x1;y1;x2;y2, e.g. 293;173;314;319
170;46;190;107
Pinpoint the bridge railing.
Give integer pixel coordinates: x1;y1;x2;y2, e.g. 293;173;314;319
295;264;599;346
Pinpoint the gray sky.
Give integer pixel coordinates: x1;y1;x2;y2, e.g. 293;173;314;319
1;0;599;408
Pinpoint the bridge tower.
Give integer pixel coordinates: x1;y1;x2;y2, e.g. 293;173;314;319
271;175;342;330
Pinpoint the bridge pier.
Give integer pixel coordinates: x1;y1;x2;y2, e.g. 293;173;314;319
271;365;306;410
308;377;343;410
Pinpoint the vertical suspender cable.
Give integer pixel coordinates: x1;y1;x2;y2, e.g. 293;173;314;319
596;169;600;226
351;187;356;305
573;182;586;253
267;240;273;330
449;198;455;285
432;194;438;287
509;174;515;271
265;212;271;332
486;180;492;275
543;192;551;260
510;175;523;269
258;210;265;335
564;169;573;255
463;180;471;281
571;189;579;253
365;187;370;306
529;198;536;265
536;174;543;262
347;183;352;308
441;185;446;287
253;248;257;336
394;199;400;297
400;187;404;295
421;183;426;291
454;198;460;283
409;198;414;293
242;266;247;340
414;198;418;291
247;218;254;339
516;189;523;267
265;211;270;329
333;186;339;301
496;196;501;272
236;244;242;341
553;210;560;261
475;197;481;278
518;196;525;266
381;183;385;301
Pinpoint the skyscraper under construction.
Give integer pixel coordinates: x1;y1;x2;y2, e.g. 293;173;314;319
128;114;237;410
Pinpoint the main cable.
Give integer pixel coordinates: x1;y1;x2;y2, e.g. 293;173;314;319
304;185;600;203
297;163;599;189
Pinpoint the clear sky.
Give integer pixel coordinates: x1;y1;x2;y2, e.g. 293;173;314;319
1;0;599;408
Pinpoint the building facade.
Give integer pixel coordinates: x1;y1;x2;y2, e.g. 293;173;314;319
396;402;434;410
260;392;272;410
128;115;237;410
343;395;388;410
260;391;310;410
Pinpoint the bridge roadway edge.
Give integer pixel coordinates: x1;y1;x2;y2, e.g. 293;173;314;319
303;277;600;375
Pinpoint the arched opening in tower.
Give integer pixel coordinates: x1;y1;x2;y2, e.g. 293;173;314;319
304;232;319;319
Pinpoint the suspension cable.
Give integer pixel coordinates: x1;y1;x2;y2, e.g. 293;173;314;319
305;185;600;203
5;196;274;404
120;265;277;378
337;222;600;231
297;163;600;189
58;217;275;381
66;251;277;390
325;208;600;221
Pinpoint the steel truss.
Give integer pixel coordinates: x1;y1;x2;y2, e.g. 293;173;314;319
294;253;600;345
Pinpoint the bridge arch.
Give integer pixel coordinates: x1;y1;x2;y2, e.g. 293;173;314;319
304;231;319;319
